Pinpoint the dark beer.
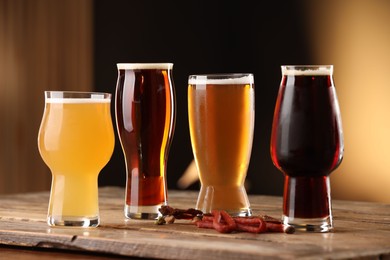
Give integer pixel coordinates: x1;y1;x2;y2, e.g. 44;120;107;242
115;63;175;219
270;66;344;232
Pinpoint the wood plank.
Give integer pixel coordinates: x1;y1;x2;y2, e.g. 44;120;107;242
0;245;129;260
0;187;390;259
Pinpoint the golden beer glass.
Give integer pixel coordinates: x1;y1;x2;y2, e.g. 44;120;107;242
188;74;255;216
38;91;115;227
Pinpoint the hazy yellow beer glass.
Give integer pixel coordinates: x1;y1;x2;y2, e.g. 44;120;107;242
188;74;255;216
38;91;115;227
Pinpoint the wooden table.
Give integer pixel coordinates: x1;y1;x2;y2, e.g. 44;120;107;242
0;187;389;259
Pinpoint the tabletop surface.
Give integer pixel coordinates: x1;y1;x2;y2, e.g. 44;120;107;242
0;186;389;260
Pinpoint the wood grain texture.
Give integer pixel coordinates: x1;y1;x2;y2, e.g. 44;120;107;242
0;0;93;194
0;187;389;259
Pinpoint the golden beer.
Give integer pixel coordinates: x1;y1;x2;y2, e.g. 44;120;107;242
188;74;254;216
38;91;115;227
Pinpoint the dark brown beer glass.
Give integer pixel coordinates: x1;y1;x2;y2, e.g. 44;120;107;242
270;65;344;232
115;63;176;219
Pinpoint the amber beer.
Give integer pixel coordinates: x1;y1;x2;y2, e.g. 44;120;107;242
115;63;176;219
188;74;254;216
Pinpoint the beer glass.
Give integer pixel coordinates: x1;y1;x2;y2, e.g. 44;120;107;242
188;73;254;217
115;63;176;220
38;91;115;227
270;65;344;232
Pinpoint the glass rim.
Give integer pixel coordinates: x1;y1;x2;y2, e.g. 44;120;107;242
188;73;254;85
281;65;333;75
44;91;111;100
117;63;173;70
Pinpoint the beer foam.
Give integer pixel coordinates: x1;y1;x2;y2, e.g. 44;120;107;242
282;65;333;76
117;63;173;70
46;98;110;103
188;74;254;85
45;92;110;103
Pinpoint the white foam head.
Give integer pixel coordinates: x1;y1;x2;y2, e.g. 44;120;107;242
282;65;333;76
117;63;173;70
46;98;110;103
45;91;111;103
188;73;254;85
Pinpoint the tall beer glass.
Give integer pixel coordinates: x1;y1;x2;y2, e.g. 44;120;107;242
188;74;254;216
115;63;176;220
270;65;344;232
38;91;115;227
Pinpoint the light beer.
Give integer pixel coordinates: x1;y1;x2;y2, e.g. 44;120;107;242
38;92;115;227
188;74;254;216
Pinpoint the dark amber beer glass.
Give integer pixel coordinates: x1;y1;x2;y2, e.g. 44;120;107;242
188;74;254;216
115;63;176;219
270;65;344;232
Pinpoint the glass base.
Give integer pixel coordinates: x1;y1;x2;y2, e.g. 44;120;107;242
282;215;333;233
47;216;99;227
124;204;162;220
225;209;252;217
196;185;252;217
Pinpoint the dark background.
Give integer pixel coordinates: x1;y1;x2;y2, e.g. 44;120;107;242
94;0;312;196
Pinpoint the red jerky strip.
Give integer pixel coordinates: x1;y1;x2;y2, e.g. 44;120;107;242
202;215;214;222
212;210;236;233
235;217;266;233
234;217;262;225
266;221;295;234
194;211;294;234
220;210;237;230
212;210;227;233
196;220;214;229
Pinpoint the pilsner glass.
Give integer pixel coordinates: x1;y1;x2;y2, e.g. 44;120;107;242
115;63;176;220
38;91;115;227
270;65;344;232
188;73;254;216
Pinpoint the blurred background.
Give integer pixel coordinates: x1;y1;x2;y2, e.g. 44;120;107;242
1;0;389;203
